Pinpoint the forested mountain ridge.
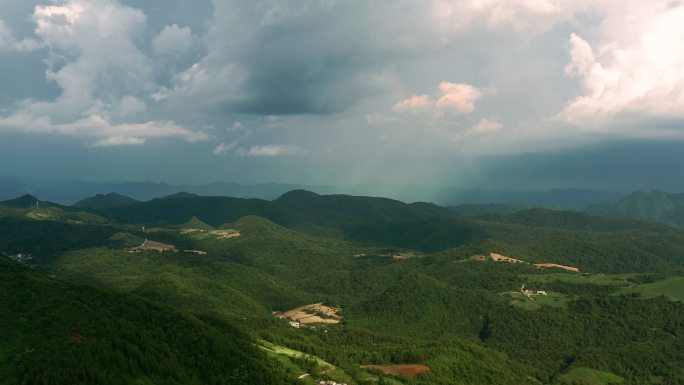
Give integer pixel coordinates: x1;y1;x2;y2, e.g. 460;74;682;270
72;190;458;232
1;191;684;384
73;192;140;209
587;190;684;228
0;257;290;385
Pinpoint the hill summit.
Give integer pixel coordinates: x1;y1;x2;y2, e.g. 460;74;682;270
73;193;139;209
275;189;321;203
589;190;684;228
0;194;44;208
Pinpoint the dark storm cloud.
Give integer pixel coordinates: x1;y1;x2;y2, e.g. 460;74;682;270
226;5;395;115
168;0;434;115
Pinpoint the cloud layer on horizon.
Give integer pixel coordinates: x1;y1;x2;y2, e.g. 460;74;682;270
1;0;684;184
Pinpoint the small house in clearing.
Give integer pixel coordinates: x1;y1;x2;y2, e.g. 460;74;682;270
521;284;548;299
289;321;301;328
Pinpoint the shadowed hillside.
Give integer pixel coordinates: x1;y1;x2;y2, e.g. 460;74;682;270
588;190;684;228
0;257;289;385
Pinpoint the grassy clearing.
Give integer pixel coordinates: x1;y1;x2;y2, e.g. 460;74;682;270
553;367;624;385
501;291;572;310
257;340;358;384
616;276;684;301
525;273;635;286
257;340;335;369
356;369;405;385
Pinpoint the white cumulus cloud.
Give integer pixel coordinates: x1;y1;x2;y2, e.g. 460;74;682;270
468;117;503;134
92;136;146;147
393;95;432;112
239;144;302;157
435;82;482;113
0;0;206;146
560;2;684;130
389;82;483;123
213;141;239;155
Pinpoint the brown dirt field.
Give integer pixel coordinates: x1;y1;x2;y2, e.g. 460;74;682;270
489;253;527;264
274;303;342;324
362;364;431;377
210;230;240;239
534;263;579;272
472;253;579;272
180;228;241;239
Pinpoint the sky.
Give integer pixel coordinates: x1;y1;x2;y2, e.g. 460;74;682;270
2;0;684;193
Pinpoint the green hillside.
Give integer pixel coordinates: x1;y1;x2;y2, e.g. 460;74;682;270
589;190;684;228
450;202;544;216
71;191;684;273
3;191;684;384
73;193;139;209
87;190;457;231
0;257;289;385
0;217;116;264
616;276;684;301
0;195;109;225
0;194;56;209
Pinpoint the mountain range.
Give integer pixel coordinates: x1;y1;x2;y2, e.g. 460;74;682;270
0;177;627;207
586;190;684;228
1;189;683;384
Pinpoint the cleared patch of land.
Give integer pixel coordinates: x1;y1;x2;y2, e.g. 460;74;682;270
273;303;342;324
182;228;241;239
533;263;580;272
553;367;624;384
471;253;579;272
490;253;526;264
362;364;431;377
210;229;241;239
257;340;356;385
258;340;335;369
501;291;571;310
128;239;177;253
616;276;684;301
471;253;527;264
183;249;207;255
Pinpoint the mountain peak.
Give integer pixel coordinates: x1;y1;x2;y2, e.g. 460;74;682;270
0;194;42;208
276;190;321;203
161;192;199;199
73;192;139;209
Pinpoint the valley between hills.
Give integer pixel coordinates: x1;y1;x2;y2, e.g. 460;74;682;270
1;190;683;385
